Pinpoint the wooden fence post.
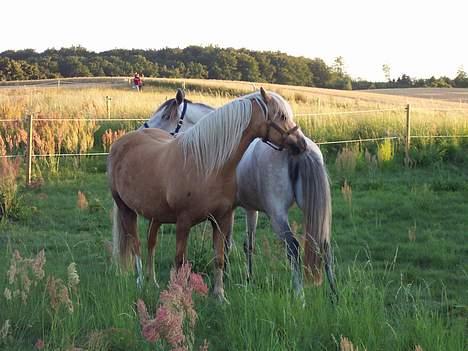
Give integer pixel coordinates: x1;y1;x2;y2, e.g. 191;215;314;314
26;113;34;185
405;104;411;166
106;96;112;118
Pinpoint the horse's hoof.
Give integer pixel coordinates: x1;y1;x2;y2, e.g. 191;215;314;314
136;277;144;290
213;291;229;304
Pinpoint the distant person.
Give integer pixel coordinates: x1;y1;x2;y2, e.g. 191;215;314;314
138;73;144;91
133;73;141;92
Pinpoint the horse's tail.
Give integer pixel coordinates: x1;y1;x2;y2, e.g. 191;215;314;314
290;146;336;294
112;200;133;269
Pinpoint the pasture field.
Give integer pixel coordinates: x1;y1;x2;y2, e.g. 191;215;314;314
1;78;467;143
0;157;467;350
363;88;468;104
0;80;467;350
0;79;467;170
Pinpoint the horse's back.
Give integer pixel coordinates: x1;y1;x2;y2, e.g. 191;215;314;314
109;129;173;158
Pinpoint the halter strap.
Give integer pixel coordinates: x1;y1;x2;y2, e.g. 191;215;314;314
170;100;188;137
262;121;299;151
141;100;188;137
253;97;300;151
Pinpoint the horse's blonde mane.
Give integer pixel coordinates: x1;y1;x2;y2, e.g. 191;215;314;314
177;91;293;174
178;98;253;174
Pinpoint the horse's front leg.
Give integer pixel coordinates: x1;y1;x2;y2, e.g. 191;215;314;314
244;210;258;281
270;212;303;296
175;217;191;268
146;219;161;287
211;211;233;301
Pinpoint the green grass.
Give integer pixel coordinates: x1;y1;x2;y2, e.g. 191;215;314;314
0;157;466;350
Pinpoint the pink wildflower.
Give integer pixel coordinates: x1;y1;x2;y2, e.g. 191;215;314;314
142;321;160;343
199;339;209;351
32;249;46;280
137;263;208;349
136;299;149;324
190;273;208;296
35;338;45;349
155;306;185;347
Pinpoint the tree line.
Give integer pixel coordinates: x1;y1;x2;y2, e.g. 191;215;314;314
0;46;467;90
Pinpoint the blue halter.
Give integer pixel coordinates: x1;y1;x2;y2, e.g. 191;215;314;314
142;100;188;137
170;100;188;136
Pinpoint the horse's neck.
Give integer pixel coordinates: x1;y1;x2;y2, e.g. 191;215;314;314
219;127;257;176
218;105;262;176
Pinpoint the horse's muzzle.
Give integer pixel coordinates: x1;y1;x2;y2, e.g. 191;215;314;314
288;135;307;155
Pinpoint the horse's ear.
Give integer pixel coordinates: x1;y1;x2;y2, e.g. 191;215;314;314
176;89;185;105
260;87;270;103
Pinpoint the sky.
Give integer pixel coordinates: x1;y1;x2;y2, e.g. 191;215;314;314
1;0;467;81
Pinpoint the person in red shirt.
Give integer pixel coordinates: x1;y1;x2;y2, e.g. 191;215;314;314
133;73;141;92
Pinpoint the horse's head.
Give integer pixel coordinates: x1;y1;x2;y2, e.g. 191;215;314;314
252;88;307;154
143;89;214;134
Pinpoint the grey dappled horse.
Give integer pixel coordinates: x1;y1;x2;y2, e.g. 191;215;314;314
142;89;337;297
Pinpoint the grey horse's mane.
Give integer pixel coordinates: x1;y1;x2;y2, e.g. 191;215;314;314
155;98;214;121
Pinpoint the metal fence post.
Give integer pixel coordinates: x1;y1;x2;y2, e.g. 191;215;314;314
106;96;112;118
26;113;34;185
405;104;411;166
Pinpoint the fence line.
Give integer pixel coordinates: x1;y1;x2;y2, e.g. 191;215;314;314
1;154;25;158
33;152;110;157
316;136;400;145
34;117;146;122
411;135;468;139
0;119;24;122
412;108;468;112
0;104;467;184
4;134;467;160
295;108;402;117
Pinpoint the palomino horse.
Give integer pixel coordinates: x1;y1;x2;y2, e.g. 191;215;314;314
108;88;307;299
141;90;336;296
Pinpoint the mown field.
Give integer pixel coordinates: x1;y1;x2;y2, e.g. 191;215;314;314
364;87;468;104
0;79;467;350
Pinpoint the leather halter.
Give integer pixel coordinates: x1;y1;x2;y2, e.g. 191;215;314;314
142;100;188;137
262;121;299;151
255;98;300;151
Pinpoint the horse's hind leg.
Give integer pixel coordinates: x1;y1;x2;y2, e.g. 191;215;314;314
223;211;235;274
244;210;258;280
113;195;142;287
146;219;161;287
270;212;303;294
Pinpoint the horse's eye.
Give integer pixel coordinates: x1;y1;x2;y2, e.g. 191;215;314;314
281;113;286;120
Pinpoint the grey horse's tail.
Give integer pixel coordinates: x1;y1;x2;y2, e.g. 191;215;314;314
289;148;337;297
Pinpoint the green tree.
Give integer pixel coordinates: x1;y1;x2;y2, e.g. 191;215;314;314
185;62;208;79
58;56;91;77
236;53;260;82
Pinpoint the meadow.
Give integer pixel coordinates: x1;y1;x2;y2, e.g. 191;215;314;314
0;79;467;350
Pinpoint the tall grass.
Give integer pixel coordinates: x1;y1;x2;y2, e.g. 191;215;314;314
0;242;464;350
